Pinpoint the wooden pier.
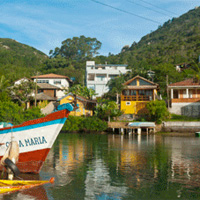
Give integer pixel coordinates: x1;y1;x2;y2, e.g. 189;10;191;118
108;122;156;135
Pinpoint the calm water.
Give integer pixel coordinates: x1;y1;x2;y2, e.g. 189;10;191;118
2;133;200;200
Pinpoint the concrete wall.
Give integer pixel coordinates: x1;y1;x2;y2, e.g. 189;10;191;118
169;102;200;117
162;121;200;132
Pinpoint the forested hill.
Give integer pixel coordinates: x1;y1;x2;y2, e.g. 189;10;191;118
0;38;47;82
95;6;200;94
116;6;200;67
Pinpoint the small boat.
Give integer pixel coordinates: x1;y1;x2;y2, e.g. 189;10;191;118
0;177;54;194
195;132;200;137
128;122;155;127
0;103;74;174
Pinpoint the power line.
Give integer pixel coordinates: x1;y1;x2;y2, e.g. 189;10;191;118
90;0;161;24
127;0;174;18
138;0;177;16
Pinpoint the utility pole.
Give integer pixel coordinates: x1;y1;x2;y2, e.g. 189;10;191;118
166;75;169;108
35;72;38;107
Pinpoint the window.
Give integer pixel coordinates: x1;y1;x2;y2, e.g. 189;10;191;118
96;75;106;81
54;80;61;84
126;102;131;105
37;80;49;83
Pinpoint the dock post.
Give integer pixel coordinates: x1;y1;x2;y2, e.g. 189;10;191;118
137;128;141;135
121;128;124;135
146;128;149;135
112;128;115;133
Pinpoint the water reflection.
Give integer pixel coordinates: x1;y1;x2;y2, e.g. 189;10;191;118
4;133;200;199
41;133;200;199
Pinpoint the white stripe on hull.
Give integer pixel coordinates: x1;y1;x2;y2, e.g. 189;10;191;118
0;123;64;156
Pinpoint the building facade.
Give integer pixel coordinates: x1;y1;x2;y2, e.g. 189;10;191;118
59;93;96;116
120;75;159;115
168;78;200;117
86;61;130;97
31;73;71;99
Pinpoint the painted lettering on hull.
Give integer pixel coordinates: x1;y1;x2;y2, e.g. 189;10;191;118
6;136;47;147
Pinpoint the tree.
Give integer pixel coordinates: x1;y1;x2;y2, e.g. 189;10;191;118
8;80;35;109
0;75;9;92
146;100;170;124
68;84;97;99
0;75;10;101
49;35;102;61
106;74;126;105
94;99;123;121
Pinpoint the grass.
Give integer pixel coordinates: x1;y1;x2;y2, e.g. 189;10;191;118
167;114;200;121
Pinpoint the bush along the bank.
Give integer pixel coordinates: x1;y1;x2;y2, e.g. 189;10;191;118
0;101;44;125
146;100;170;124
62;115;108;132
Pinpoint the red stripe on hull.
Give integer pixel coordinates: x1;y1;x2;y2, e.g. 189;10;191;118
1;109;70;131
0;149;51;174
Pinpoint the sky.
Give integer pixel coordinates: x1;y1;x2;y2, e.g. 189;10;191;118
0;0;199;56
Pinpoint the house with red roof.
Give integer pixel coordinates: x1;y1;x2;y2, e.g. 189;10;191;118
31;73;72;99
168;78;200;117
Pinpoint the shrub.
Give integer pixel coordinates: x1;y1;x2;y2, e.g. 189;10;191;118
62;115;107;132
146;100;170;124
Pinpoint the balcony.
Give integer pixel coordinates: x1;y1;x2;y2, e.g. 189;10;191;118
121;95;152;101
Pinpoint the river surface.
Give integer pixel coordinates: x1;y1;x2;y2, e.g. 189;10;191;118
1;133;200;200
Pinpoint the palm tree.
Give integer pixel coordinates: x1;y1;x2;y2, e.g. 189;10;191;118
106;74;126;105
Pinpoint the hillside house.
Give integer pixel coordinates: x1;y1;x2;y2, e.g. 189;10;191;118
120;75;159;115
168;78;200;117
86;61;130;97
58;93;96;116
31;73;72;99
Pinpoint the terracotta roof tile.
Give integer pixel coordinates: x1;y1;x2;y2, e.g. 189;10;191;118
169;78;200;86
31;73;70;80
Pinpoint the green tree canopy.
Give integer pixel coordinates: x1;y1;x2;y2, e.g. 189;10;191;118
8;80;35;108
68;84;97;99
49;35;102;61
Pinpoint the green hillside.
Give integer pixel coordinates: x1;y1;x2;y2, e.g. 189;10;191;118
0;38;47;83
1;7;200;92
95;7;200;95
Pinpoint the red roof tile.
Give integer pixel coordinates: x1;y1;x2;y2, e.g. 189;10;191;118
31;73;70;80
169;78;200;86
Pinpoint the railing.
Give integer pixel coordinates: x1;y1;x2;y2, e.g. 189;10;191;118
172;98;200;103
121;95;152;101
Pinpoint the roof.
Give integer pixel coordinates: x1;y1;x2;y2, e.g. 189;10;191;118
95;64;128;67
36;92;56;101
37;83;60;89
124;75;158;86
168;78;200;87
58;92;96;104
31;73;71;81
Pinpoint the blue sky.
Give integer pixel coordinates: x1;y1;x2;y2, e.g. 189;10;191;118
0;0;199;56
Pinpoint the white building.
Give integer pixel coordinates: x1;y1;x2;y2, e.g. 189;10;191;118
86;61;130;97
31;73;72;99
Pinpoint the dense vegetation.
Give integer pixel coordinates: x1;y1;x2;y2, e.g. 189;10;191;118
1;8;200;98
0;38;47;83
62;115;108;132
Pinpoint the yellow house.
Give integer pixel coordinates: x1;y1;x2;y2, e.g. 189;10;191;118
59;93;96;116
121;75;159;115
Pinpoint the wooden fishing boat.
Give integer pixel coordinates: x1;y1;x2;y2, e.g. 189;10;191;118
0;103;73;174
0;177;54;194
